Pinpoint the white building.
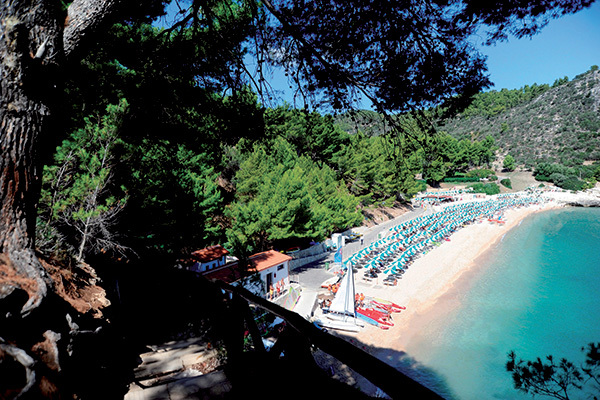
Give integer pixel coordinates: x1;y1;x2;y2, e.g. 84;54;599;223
188;245;229;273
202;249;292;299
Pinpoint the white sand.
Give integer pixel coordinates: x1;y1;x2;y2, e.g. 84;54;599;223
320;188;600;395
346;201;562;352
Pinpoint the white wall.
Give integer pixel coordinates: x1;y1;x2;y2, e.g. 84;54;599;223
258;261;290;292
191;255;227;273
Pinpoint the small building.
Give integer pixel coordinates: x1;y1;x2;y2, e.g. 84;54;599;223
188;245;229;273
202;249;292;299
331;233;345;249
250;250;292;298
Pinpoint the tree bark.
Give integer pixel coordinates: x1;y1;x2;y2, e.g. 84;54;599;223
1;0;122;396
63;0;120;59
1;0;121;314
0;0;64;314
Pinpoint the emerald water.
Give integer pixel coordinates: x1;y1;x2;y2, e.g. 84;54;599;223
399;207;600;399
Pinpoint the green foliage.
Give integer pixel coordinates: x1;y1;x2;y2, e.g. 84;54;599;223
265;106;350;167
594;165;600;181
552;76;569;87
500;178;512;189
533;162;588;191
39;100;129;261
443;177;480;183
228;137;361;252
42;0;593;266
414;130;496;185
534;163;565;182
560;177;586;191
59;16;269;257
415;179;428;192
336;131;422;202
122;138;224;255
507;343;600;400
466;168;495;179
503;155;516;171
439;69;600;168
458;84;552;119
334;110;388;136
468;183;500;195
329;112;498;194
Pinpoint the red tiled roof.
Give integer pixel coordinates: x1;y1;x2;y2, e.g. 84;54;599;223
202;263;242;284
191;245;229;263
202;250;291;284
250;250;292;272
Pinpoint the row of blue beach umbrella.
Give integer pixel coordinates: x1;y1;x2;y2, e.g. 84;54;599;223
344;194;547;275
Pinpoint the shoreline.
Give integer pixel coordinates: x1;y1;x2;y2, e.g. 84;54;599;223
307;187;600;396
338;201;563;393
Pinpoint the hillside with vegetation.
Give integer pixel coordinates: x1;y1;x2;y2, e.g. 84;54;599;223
438;67;600;169
3;1;599;398
333;67;600;192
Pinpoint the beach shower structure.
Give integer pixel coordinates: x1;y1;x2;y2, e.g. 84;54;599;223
344;193;548;277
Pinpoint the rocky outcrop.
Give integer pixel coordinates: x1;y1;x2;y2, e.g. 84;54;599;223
546;189;600;207
565;198;600;207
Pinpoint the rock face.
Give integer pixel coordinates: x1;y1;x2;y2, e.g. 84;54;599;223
566;198;600;207
546;189;600;207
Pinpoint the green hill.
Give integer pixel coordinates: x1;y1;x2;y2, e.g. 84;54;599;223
438;67;600;169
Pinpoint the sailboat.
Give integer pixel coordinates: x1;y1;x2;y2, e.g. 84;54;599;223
315;265;364;332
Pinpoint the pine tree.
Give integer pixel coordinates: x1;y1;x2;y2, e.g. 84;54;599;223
39;100;129;262
503;154;516;171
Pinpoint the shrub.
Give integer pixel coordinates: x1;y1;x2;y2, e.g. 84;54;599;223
503;154;516;171
500;178;512;189
466;168;495;179
534;162;570;182
560;177;585;191
383;197;396;207
549;172;567;187
469;182;500;195
443;177;480;183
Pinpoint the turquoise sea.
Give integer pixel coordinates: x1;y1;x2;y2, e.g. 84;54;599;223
398;207;600;399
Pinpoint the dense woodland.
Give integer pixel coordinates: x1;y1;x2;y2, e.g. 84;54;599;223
22;6;506;265
37;75;502;265
337;67;600;192
1;0;598;398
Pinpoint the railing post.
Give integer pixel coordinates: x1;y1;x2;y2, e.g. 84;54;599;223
233;293;265;354
200;280;245;371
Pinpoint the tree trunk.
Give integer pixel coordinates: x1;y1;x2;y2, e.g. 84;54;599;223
1;0;121;312
0;1;64;314
1;1;121;397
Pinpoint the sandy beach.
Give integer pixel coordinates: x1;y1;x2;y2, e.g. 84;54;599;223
309;188;600;396
344;200;562;355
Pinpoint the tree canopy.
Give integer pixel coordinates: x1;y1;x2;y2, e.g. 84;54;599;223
0;0;596;398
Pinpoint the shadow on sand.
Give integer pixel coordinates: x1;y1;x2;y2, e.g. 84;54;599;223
318;331;459;399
